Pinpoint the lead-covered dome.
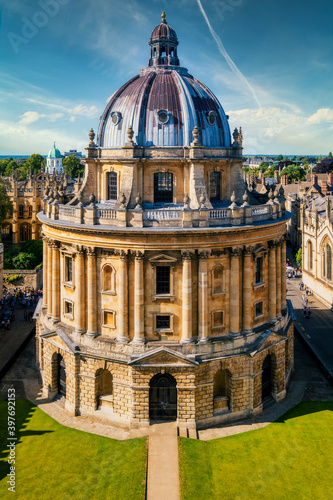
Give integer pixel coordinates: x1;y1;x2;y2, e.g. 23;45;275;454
97;13;231;149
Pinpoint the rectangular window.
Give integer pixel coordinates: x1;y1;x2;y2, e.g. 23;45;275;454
107;172;118;200
18;206;24;218
156;266;170;294
65;256;73;283
156;315;170;330
64;301;73;316
154;172;173;203
255;302;263;317
255;256;263;284
210;171;221;201
104;311;115;327
213;311;224;327
28;206;32;217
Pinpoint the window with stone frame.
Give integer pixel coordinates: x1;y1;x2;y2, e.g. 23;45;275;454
154;313;174;334
103;310;115;328
64;256;73;283
107;171;118;200
212;264;225;293
308;240;313;270
156;266;170;295
103;265;115;292
255;256;264;284
213;310;224;328
210;171;221;201
18;205;24;218
255;301;263;317
327;244;332;280
154;172;173;203
28;206;32;217
64;300;73;318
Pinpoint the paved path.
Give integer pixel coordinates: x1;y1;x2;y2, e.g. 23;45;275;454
147;422;180;500
287;276;333;382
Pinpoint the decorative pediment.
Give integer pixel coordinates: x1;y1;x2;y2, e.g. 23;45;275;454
249;331;283;356
40;328;80;353
149;254;177;265
129;347;198;367
60;244;76;256
253;245;267;255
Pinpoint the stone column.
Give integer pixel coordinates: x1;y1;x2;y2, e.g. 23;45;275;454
229;247;242;334
242;246;254;332
276;241;282;317
75;246;86;334
268;241;277;320
42;237;48;309
281;237;287;309
181;251;193;343
47;241;53;317
198;250;209;342
117;251;129;342
51;241;60;322
132;251;145;343
86;247;97;337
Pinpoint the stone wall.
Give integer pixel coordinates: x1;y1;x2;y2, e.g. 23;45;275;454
3;267;43;294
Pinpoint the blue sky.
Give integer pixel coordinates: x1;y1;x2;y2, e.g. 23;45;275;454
0;0;332;155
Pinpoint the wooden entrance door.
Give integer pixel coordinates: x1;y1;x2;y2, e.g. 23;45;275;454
149;373;177;422
58;355;66;397
262;355;271;401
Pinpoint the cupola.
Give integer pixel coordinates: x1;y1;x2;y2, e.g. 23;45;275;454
148;11;180;67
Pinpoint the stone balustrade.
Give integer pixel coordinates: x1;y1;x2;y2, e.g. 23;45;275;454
42;198;285;229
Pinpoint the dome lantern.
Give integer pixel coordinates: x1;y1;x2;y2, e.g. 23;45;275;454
148;11;180;67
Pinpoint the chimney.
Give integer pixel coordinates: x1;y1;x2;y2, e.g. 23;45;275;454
321;179;327;196
328;172;333;186
311;174;318;185
281;174;288;186
274;170;279;182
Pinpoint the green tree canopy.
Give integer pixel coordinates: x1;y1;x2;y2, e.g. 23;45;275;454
280;164;306;183
62;155;84;178
296;247;302;270
276;154;283;161
328;152;332;159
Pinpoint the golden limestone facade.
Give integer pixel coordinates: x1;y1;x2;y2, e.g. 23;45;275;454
36;15;293;429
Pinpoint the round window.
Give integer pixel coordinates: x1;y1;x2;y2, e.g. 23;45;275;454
111;112;122;125
157;110;169;124
207;111;216;126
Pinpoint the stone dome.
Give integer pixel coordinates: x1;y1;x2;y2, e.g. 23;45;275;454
97;13;231;149
47;143;62;158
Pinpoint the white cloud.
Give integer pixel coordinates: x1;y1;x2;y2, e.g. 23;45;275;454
20;111;46;125
68;104;98;116
307;108;333;124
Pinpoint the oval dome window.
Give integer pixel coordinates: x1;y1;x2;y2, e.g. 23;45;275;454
157;110;169;124
111;112;122;125
207;111;216;126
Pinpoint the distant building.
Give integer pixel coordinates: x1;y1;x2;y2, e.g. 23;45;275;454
63;149;83;159
46;143;63;175
312;158;333;174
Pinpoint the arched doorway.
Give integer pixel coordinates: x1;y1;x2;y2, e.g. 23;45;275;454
149;373;177;422
57;354;66;397
262;355;272;402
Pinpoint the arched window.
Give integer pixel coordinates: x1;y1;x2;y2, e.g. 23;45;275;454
308;241;313;270
161;46;167;56
210;171;221;201
103;265;115;292
212;264;224;293
327;244;332;280
322;249;326;277
19;223;31;242
95;369;113;409
107;172;118;200
154;172;173;203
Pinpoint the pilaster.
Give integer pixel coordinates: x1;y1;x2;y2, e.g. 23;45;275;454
181;251;194;343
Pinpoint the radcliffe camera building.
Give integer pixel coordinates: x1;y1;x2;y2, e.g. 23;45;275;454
36;13;294;430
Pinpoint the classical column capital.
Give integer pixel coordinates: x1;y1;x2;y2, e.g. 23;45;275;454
115;249;129;260
86;246;96;257
210;249;227;257
75;244;86;255
132;250;145;261
268;239;279;250
198;249;210;260
230;246;242;257
243;245;254;255
181;250;194;261
49;239;60;249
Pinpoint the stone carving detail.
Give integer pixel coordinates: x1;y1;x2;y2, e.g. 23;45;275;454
191;126;201;146
198;250;210;259
230;246;242;257
75;244;86;255
86;247;96;257
115;249;128;260
88;128;96;146
132;250;145;261
211;249;227;257
243;245;254;255
181;250;194;261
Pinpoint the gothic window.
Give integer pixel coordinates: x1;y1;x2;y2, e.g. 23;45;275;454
154;172;173;203
19;223;31;242
28;206;32;218
156;266;170;295
308;241;313;270
327;244;332;280
18;205;24;218
210;171;221;201
107;172;118;200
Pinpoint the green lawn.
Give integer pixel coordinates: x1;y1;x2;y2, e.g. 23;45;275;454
179;402;333;500
0;399;147;499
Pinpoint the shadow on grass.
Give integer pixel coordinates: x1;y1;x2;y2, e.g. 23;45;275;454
0;398;54;482
275;401;333;424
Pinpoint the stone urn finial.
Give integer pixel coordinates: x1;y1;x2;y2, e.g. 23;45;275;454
274;186;279;201
242;189;249;206
229;191;238;208
191;126;201;147
89;192;96;206
119;193;127;207
183;193;190;208
135;193;142;209
88;128;96;146
199;192;205;207
127;125;134;145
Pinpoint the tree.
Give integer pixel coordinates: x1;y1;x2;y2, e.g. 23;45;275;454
264;165;276;178
280;164;306;183
328;152;332;159
12;252;38;270
276;154;283;161
62;155;84;178
24;154;45;175
0;178;13;241
318;155;322;163
296;247;302;270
